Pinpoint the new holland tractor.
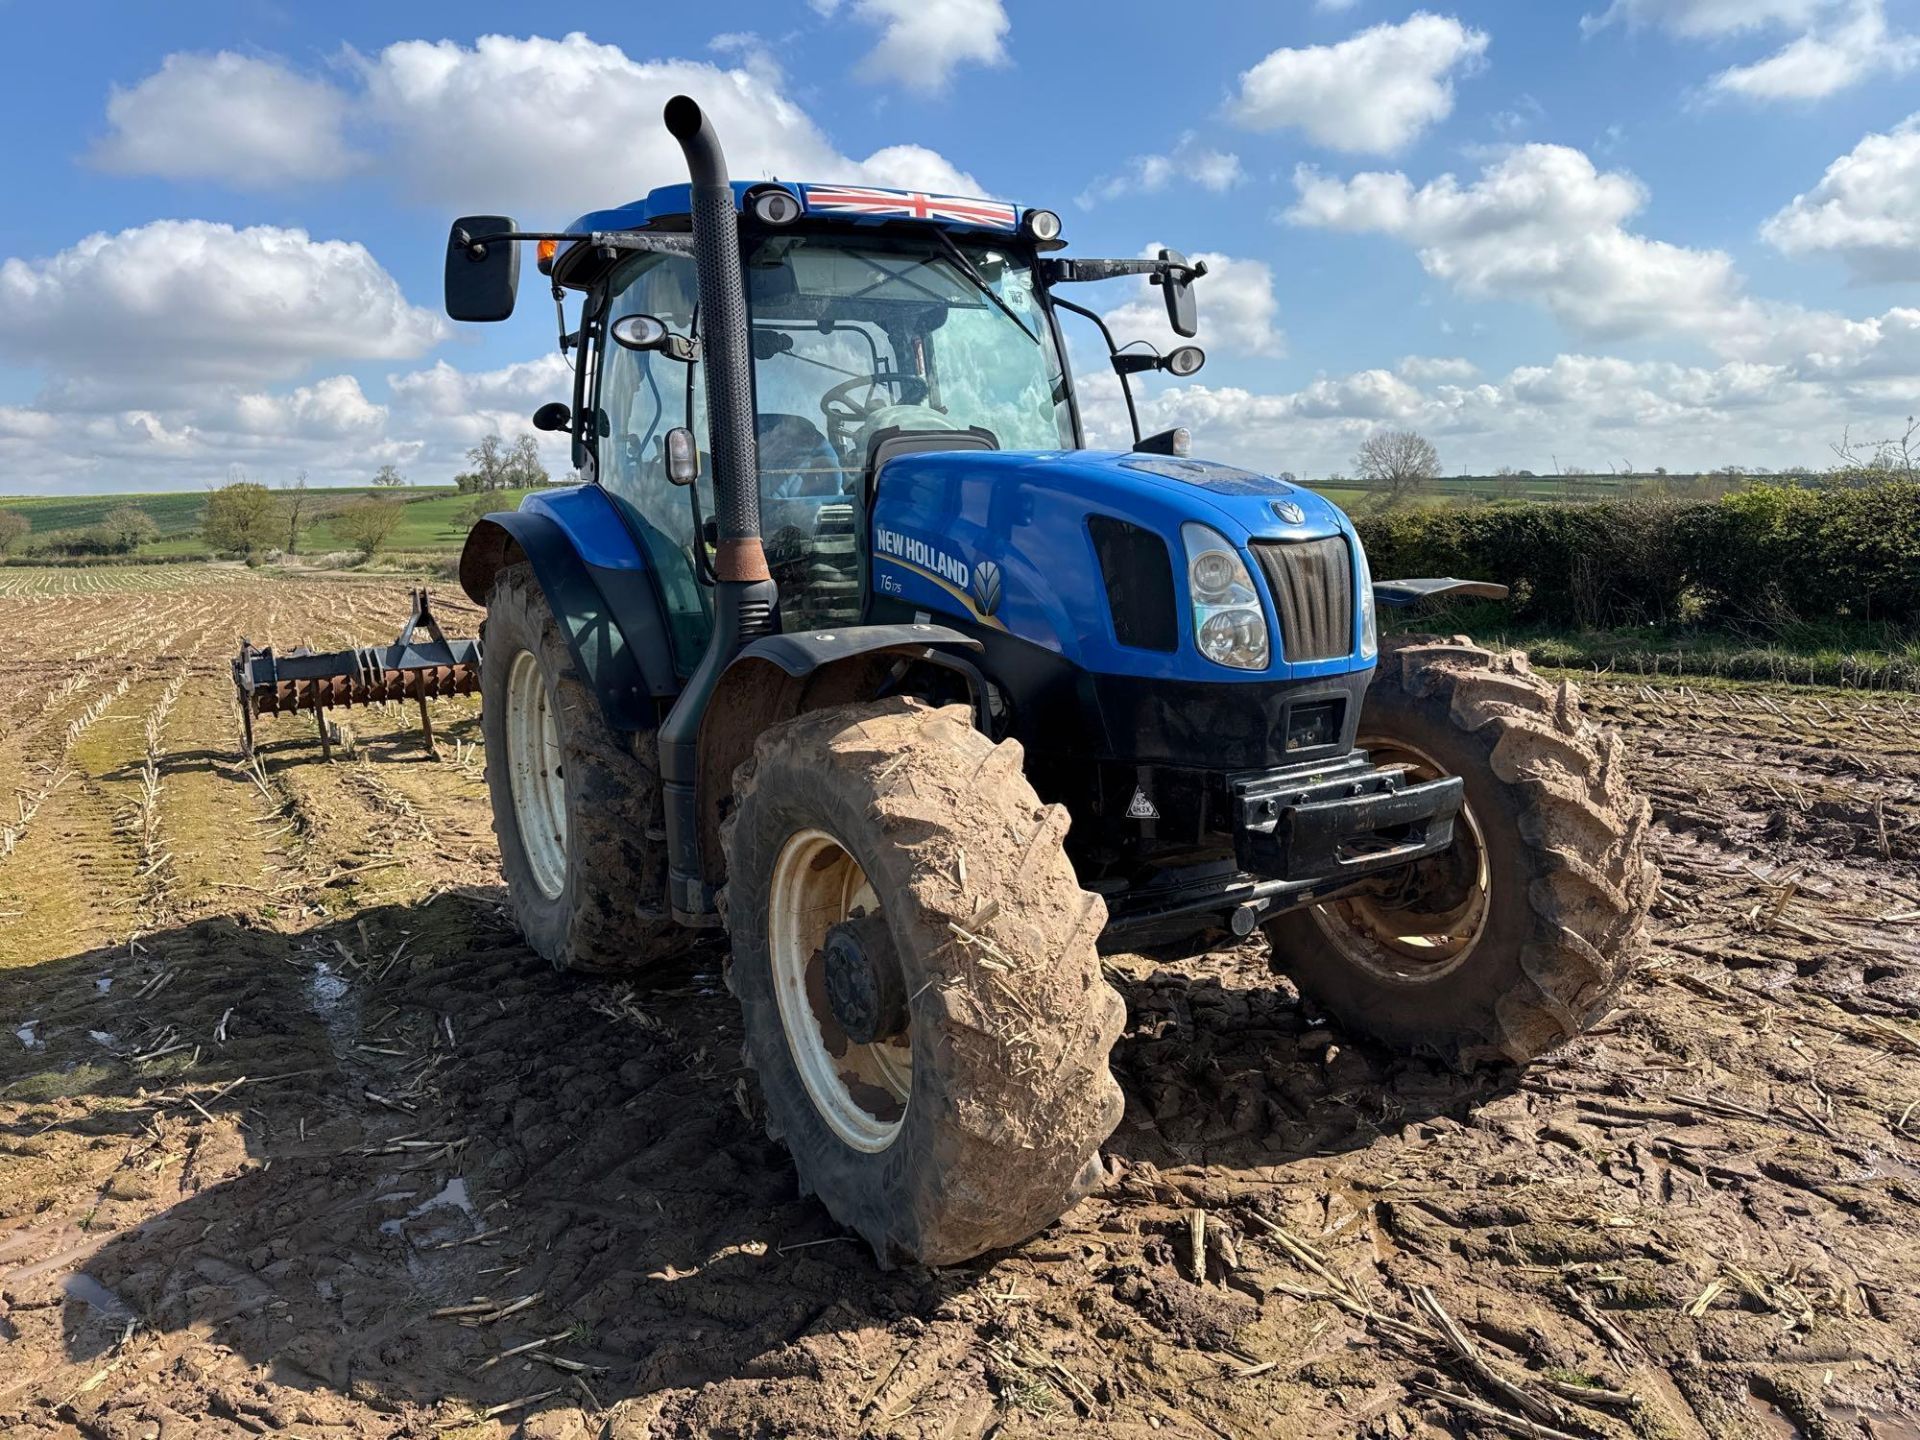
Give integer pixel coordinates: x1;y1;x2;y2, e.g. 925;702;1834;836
445;96;1655;1266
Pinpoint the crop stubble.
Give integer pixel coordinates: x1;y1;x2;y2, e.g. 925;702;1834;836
1;567;1917;1440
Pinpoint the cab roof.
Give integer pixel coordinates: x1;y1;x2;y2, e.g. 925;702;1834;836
566;180;1029;238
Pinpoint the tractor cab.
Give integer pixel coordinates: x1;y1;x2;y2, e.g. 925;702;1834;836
449;177;1205;660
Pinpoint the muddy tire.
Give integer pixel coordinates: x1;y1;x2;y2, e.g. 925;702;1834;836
720;698;1126;1266
1264;637;1656;1068
480;563;678;973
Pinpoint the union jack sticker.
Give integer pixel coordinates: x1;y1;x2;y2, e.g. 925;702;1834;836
800;185;1017;230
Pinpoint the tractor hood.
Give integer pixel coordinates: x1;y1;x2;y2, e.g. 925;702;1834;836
867;447;1370;684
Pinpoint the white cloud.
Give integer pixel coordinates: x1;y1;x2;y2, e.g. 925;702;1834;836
1581;0;1837;39
1398;355;1479;381
1316;0;1365;11
1288;146;1740;341
0;221;443;383
1102;248;1284;358
92;35;983;218
1229;14;1489;155
1706;0;1919;101
90;51;359;187
1092;351;1901;479
1077;134;1243;208
356;35;981;218
1762;114;1920;280
834;0;1011;89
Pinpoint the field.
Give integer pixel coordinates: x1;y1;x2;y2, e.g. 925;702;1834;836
3;566;1919;1439
0;487;538;558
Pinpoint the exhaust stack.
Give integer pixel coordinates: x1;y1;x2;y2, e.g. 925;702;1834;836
656;94;778;920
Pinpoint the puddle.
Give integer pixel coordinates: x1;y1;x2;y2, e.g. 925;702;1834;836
95;976;112;995
15;1020;42;1049
308;961;348;1015
88;1030;119;1050
379;1177;477;1236
63;1272;135;1322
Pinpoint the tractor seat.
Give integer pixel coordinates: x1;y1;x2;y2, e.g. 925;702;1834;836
758;412;847;499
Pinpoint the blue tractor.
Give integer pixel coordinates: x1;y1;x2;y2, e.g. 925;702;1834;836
445;97;1655;1265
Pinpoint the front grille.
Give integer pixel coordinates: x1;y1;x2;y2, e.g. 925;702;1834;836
1251;536;1354;662
1089;515;1178;651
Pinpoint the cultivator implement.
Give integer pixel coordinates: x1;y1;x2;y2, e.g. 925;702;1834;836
232;588;480;759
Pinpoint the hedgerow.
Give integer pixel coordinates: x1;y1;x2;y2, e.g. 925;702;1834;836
1352;480;1920;629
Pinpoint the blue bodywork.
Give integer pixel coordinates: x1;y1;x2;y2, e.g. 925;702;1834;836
867;450;1369;684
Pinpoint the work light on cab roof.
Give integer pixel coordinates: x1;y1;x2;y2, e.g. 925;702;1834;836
436;93;1657;1272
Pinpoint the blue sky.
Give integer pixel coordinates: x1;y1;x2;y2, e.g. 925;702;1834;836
2;0;1917;492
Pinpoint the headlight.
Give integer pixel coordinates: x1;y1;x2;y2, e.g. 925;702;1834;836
1355;538;1378;661
1182;523;1269;670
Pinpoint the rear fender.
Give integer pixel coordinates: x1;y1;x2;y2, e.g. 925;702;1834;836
460;496;679;730
695;625;983;887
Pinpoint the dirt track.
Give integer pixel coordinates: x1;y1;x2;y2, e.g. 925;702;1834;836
3;567;1919;1440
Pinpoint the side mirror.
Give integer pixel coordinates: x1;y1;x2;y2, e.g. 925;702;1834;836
532;402;571;432
611;313;698;362
1154;247;1200;338
445;215;520;322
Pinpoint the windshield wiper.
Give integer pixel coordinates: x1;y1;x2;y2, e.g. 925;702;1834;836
931;231;1039;345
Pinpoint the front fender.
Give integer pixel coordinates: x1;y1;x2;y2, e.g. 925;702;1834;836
459;501;679;730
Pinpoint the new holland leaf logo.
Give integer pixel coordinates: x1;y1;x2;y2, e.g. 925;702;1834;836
970;560;1003;618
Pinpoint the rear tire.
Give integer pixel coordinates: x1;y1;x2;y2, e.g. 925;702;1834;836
721;699;1126;1266
1264;638;1656;1068
481;563;678;973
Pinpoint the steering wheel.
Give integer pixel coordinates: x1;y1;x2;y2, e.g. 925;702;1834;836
821;371;927;452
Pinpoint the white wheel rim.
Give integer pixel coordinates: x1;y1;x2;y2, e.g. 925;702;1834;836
768;828;911;1153
505;650;567;900
1307;734;1492;984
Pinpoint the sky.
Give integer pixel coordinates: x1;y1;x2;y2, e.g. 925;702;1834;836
1;0;1917;494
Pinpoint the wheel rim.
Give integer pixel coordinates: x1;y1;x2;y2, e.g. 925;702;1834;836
1307;735;1492;984
505;650;567;900
768;828;911;1153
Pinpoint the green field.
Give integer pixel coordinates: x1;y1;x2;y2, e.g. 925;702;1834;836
0;485;539;558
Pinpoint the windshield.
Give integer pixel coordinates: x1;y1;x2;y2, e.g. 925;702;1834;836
744;233;1075;501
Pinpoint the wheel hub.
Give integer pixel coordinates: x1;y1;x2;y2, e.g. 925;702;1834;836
821;912;908;1046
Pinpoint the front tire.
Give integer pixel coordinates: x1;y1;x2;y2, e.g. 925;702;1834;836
1265;638;1656;1068
721;699;1126;1266
481;563;678;973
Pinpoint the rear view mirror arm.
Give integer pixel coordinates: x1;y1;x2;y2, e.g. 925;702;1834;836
1050;294;1140;447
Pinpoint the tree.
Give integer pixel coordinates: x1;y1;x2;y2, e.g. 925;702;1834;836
0;510;29;555
505;434;549;488
336;498;404;556
455;433;549;492
372;462;408;488
101;504;158;553
202;482;278;556
280;471;311;555
1354;429;1440;509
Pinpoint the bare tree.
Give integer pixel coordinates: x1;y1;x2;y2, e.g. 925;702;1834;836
372;463;407;488
1831;415;1917;482
280;471;311;555
1354;430;1440;508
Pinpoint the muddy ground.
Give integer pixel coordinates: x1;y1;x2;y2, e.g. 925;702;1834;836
2;567;1918;1440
